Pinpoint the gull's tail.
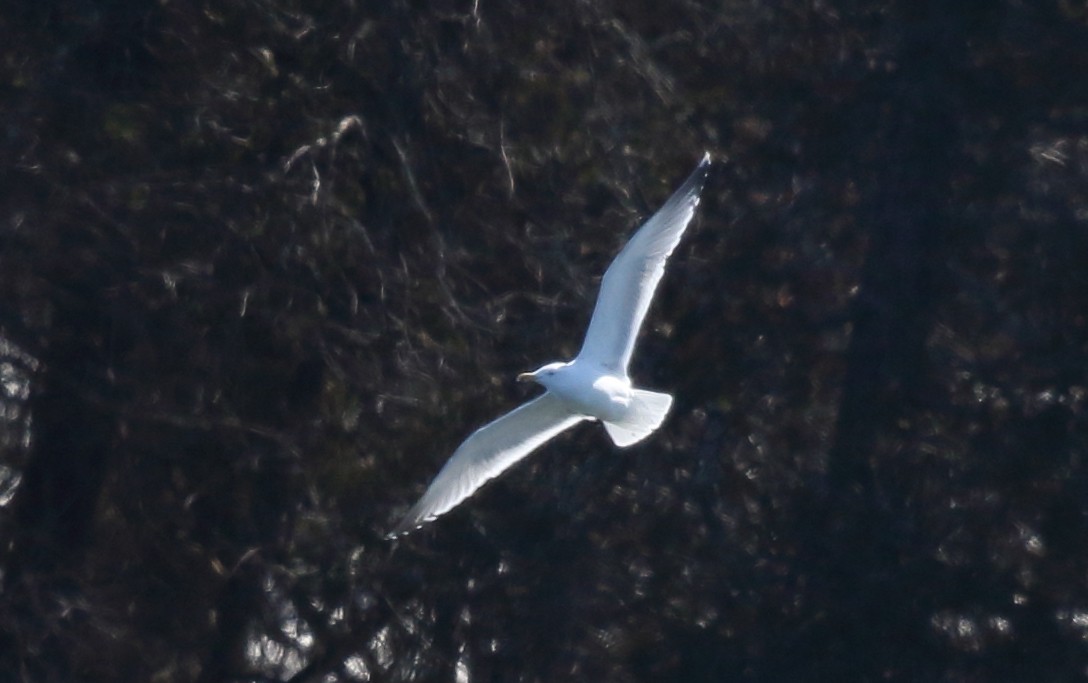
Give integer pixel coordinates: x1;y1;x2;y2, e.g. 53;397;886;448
603;389;673;447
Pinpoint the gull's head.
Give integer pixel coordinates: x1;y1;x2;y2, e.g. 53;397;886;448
517;361;569;388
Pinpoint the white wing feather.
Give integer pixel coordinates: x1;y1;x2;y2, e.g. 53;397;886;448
576;153;711;373
388;393;586;537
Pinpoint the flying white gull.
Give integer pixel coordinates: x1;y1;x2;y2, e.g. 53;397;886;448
389;153;711;537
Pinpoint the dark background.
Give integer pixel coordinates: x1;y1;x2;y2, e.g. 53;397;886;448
2;1;1087;681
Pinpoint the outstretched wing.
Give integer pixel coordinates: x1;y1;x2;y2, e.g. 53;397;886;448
388;393;586;537
576;153;711;373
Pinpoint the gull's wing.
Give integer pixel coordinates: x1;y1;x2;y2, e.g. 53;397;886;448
388;392;586;537
576;153;711;373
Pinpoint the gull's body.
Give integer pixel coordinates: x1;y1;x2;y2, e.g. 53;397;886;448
389;153;711;537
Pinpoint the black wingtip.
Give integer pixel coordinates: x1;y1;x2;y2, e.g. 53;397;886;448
385;517;421;540
385;506;438;540
676;151;712;200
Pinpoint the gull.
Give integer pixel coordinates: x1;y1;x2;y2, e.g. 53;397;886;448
389;153;711;537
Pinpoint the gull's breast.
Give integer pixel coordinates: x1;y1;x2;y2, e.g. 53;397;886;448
550;372;632;423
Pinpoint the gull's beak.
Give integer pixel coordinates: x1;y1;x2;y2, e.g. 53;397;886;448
517;372;535;383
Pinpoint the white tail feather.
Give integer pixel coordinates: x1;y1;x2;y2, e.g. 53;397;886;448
603;389;673;447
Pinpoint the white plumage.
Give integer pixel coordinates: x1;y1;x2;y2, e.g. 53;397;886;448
389;153;711;537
